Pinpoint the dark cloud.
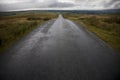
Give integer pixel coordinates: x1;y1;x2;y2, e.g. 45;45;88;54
105;0;120;9
114;2;120;8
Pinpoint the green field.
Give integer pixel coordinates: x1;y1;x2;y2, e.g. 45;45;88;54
0;13;57;53
64;14;120;53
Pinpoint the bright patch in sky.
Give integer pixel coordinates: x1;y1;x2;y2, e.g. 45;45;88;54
58;0;75;3
0;0;22;4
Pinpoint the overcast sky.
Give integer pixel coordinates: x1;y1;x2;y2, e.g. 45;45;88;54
0;0;120;11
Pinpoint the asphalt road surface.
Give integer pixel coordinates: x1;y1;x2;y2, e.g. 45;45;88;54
0;15;120;80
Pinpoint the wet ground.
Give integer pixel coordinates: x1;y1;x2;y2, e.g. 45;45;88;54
0;15;120;80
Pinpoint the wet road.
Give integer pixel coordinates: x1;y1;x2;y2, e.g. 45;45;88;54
0;15;120;80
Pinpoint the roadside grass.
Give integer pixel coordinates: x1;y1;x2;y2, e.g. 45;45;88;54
64;14;120;53
0;13;57;53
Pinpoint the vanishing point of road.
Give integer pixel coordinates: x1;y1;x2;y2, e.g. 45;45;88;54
0;15;120;80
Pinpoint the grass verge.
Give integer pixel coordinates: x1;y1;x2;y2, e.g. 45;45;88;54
64;14;120;53
0;13;57;53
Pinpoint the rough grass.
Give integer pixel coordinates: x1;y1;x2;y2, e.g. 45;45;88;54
64;14;120;53
0;13;57;53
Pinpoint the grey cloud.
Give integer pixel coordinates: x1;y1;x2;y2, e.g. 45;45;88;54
48;2;74;8
0;0;120;11
114;2;120;8
104;0;120;9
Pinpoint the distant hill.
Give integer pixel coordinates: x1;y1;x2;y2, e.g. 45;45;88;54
0;9;120;16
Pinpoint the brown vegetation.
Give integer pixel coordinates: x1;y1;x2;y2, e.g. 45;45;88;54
64;14;120;53
0;13;57;53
